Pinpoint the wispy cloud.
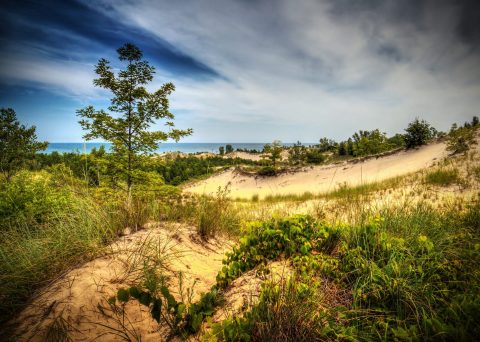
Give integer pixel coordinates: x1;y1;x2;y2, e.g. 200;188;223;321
1;0;480;141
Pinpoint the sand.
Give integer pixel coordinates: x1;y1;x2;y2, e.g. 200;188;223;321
9;223;233;341
184;142;449;199
225;151;263;161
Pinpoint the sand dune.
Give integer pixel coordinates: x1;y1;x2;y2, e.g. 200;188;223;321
10;223;233;341
185;142;449;199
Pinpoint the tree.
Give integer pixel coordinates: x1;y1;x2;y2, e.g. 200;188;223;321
338;142;347;156
318;137;337;152
404;118;437;149
225;144;233;154
350;129;389;156
387;133;405;148
0;108;48;180
288;141;307;165
472;116;479;127
77;43;192;196
219;146;225;155
262;140;283;168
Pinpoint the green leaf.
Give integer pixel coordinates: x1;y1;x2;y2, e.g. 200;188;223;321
160;286;177;308
129;286;141;299
139;291;152;306
116;288;130;302
151;298;162;322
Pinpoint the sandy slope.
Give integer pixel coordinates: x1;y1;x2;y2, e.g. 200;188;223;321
185;142;449;199
9;223;233;342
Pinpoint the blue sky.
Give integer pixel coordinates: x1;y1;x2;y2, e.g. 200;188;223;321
1;0;479;142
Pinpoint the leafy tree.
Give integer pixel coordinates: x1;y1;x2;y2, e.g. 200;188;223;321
77;43;192;196
472;116;479;126
346;138;354;156
0;108;48;180
387;133;405;148
288;141;307;165
351;129;389;156
262;140;283;168
318;137;337;152
338;142;347;156
404;118;437;149
219;146;225;155
225;144;234;154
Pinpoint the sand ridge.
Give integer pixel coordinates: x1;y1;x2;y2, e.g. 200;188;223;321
184;142;449;199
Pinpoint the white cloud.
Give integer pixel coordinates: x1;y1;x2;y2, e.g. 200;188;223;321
4;0;480;142
84;0;480;141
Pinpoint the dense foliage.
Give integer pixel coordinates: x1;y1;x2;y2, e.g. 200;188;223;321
156;155;258;185
0;108;47;180
210;211;480;341
404;118;437;149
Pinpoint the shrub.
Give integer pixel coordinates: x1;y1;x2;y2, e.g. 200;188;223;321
446;126;476;154
404;118;437;149
210;277;330;342
305;149;325;164
257;165;276;176
0;169;72;228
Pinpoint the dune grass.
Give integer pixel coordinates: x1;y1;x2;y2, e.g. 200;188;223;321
0;171;121;322
425;168;460;186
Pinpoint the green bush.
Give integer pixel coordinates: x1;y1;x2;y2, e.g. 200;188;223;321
257;166;276;176
305;149;325;164
404;118;437;149
446;126;476;154
0;170;71;227
210;209;480;341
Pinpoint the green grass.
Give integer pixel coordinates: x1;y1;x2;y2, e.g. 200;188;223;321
425;168;460;186
233;175;406;203
0;172;119;322
206;203;480;341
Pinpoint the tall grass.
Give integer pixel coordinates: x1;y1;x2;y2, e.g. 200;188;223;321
425;168;460;186
0;172;119;322
196;186;240;239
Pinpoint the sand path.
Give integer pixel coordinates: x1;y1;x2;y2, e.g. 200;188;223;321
185;142;448;199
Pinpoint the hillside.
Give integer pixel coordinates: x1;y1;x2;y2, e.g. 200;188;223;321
185;141;449;199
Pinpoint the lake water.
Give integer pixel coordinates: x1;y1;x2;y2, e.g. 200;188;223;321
44;142;315;154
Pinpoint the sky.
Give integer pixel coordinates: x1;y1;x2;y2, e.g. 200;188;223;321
1;0;479;143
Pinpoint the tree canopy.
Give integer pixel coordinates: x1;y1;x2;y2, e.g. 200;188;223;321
0;108;47;180
404;118;437;149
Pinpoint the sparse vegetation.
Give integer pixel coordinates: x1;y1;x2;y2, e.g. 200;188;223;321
425;168;460;186
197;186;240;239
446;117;478;154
